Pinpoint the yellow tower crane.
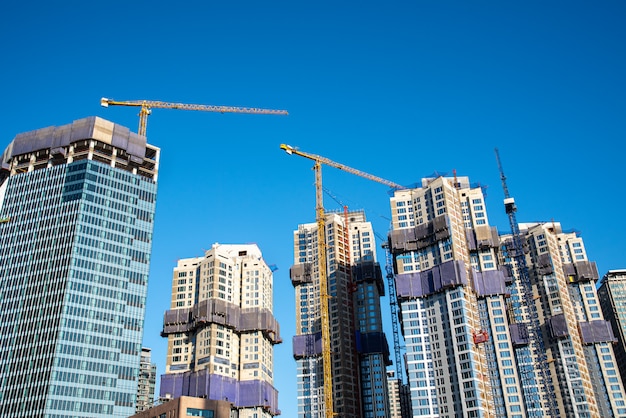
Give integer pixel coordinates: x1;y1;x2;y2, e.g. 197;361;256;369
280;143;404;418
101;97;288;137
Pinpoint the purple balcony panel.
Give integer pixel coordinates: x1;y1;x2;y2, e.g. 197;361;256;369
239;380;279;413
293;332;323;358
579;320;616;344
548;314;569;339
159;373;185;399
395;271;423;298
439;260;467;289
472;269;507;297
396;260;467;299
160;370;279;415
510;323;530;346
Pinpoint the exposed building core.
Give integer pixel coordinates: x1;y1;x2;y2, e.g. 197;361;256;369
290;210;391;418
0;117;159;417
160;243;281;418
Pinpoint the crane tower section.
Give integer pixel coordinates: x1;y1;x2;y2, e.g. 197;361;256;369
495;148;559;417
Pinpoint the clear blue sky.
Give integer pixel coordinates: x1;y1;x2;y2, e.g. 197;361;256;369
2;1;625;416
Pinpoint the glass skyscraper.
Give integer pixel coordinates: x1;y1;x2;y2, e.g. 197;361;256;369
0;117;159;417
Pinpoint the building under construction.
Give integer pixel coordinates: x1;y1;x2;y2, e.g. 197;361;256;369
389;174;626;418
159;243;282;418
390;175;525;417
598;270;626;392
290;210;391;418
0;117;159;417
500;222;626;418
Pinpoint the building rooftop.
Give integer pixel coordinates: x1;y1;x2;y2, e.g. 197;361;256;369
1;116;159;181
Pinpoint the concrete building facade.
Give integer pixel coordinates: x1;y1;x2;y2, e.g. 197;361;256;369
290;210;391;418
129;396;232;418
160;243;282;417
0;117;159;417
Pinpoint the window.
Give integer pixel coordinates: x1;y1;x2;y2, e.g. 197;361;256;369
186;408;214;417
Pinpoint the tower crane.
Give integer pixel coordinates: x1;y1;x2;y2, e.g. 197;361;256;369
324;185;406;388
281;143;404;418
495;148;558;417
100;97;288;138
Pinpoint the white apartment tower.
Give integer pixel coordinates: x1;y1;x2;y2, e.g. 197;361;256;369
389;176;526;418
160;243;282;417
500;223;626;418
389;173;626;418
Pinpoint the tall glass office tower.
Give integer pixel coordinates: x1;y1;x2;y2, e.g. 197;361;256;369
0;117;159;417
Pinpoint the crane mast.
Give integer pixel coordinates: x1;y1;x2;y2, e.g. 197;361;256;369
282;144;404;418
382;239;404;384
101;97;288;137
495;148;558;417
314;162;335;418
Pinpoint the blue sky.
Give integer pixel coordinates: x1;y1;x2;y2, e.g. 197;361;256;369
2;1;625;416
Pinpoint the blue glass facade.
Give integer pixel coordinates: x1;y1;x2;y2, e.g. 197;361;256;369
0;117;158;417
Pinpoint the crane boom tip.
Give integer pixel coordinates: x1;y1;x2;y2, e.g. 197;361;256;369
280;144;293;154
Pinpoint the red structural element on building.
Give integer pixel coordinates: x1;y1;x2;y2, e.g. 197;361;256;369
473;330;489;344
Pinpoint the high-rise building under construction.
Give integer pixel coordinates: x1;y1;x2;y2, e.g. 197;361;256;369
389;175;626;418
598;270;626;391
160;243;282;417
390;175;523;417
0;117;159;417
136;347;157;413
290;210;391;418
500;222;626;418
